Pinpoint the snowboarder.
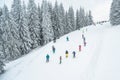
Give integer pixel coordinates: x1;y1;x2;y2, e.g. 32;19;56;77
72;51;76;58
66;36;69;41
65;50;69;58
46;54;50;63
52;45;55;53
79;45;81;52
59;56;62;64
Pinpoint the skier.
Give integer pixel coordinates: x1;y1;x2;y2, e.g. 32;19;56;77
66;36;69;41
83;37;86;46
84;41;86;47
46;54;50;63
79;45;81;52
59;56;62;64
82;34;84;39
65;50;69;58
52;45;55;53
53;37;56;43
72;51;76;58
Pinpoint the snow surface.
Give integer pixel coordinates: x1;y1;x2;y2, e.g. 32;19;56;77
0;22;120;80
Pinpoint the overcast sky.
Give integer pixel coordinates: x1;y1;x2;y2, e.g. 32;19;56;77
0;0;112;22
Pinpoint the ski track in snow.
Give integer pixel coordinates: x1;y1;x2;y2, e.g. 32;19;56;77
0;22;120;80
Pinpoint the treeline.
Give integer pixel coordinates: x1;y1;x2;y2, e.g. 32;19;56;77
0;0;93;73
110;0;120;25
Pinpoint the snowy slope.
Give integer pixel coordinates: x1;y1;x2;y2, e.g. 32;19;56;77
0;22;120;80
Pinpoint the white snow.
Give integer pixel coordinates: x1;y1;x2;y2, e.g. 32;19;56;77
0;22;120;80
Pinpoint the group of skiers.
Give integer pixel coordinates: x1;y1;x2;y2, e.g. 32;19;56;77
46;50;77;64
46;34;86;64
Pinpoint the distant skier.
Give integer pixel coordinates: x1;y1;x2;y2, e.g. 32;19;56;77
83;37;86;46
53;37;56;43
79;45;81;52
82;34;84;39
46;54;50;63
72;51;76;58
66;36;69;41
65;50;69;58
52;45;55;53
84;41;86;47
59;56;62;64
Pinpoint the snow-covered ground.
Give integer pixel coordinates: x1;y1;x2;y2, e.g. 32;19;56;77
0;22;120;80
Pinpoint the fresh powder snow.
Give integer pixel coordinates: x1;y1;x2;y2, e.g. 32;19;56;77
0;22;120;80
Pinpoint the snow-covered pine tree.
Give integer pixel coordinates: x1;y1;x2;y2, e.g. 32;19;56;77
110;0;120;25
0;5;9;59
0;8;5;74
41;0;53;44
0;7;4;59
79;7;86;28
18;1;32;55
68;7;76;32
58;3;65;36
76;9;80;29
88;10;93;25
37;4;44;46
27;0;39;49
64;11;69;34
0;60;5;74
0;8;2;16
11;0;23;57
52;1;60;39
1;5;20;60
84;12;89;26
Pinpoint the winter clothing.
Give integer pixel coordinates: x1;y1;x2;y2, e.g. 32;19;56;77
65;50;69;58
72;51;76;58
52;45;55;53
82;34;86;47
46;54;50;62
53;37;56;43
82;34;84;39
79;45;81;52
66;36;69;41
59;56;62;64
84;41;86;46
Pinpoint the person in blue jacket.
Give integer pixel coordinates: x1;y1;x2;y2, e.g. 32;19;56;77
72;51;76;58
46;54;50;63
52;45;55;53
66;36;69;41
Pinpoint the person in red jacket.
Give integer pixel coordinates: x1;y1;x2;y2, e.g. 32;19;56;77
79;45;81;52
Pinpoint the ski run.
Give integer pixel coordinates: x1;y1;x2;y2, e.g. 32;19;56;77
0;22;120;80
